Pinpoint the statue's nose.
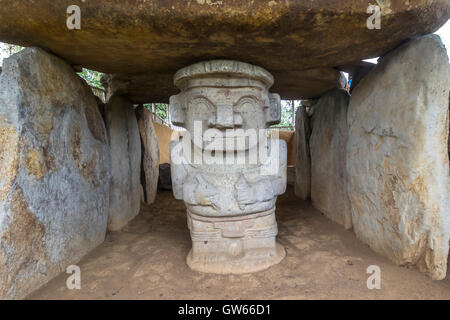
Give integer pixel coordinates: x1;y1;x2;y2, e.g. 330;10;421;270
208;103;242;129
215;103;234;129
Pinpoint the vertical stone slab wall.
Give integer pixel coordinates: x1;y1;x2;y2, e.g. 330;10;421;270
105;95;141;231
310;89;352;229
136;106;159;205
294;105;312;200
347;35;450;280
0;48;111;299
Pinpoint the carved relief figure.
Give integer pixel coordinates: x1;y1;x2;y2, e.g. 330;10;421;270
170;60;287;273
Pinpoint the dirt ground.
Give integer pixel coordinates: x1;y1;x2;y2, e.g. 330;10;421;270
30;187;450;300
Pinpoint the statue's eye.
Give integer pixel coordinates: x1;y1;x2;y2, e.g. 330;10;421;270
189;99;213;117
195;102;208;111
242;101;253;109
238;99;258;114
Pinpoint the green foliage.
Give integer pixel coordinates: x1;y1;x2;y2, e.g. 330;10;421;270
78;68;104;89
155;103;168;120
0;44;23;66
144;103;169;121
271;100;300;128
5;44;23;55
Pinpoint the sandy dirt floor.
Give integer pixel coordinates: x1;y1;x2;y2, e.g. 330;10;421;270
30;187;450;300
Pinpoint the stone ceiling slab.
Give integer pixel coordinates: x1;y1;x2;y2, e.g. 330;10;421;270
0;0;448;100
103;67;345;103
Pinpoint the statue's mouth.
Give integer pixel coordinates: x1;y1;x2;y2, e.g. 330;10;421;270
202;135;259;151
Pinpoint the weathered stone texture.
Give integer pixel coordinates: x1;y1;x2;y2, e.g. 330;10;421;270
105;95;141;231
106;67;346;103
347;35;450;280
170;60;286;273
136;106;159;205
310;89;351;229
294;105;311;200
0;47;110;299
0;1;448;102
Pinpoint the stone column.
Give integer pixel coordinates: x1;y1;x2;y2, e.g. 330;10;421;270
0;48;111;299
347;35;450;280
294;104;312;200
136;105;160;205
310;89;351;229
169;60;286;274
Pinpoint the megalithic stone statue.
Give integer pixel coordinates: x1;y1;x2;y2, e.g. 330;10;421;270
169;60;287;274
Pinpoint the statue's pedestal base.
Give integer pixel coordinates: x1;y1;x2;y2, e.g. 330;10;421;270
186;208;286;274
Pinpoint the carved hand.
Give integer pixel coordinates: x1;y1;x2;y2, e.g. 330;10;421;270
235;176;256;207
194;174;218;206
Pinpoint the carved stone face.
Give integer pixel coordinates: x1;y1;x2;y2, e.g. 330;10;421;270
170;60;281;151
169;61;287;274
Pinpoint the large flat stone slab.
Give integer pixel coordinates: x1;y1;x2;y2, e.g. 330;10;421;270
136;106;159;205
103;67;345;103
347;35;450;280
0;1;448;101
310;89;351;229
0;47;111;299
105;95;141;231
294;105;312;200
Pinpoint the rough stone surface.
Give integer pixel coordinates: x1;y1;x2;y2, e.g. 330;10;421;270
104;67;346;103
310;89;351;229
0;1;448;102
0;47;110;299
350;64;376;94
347;35;450;280
170;60;286;273
105;95;141;231
136;106;159;205
294;106;312;200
